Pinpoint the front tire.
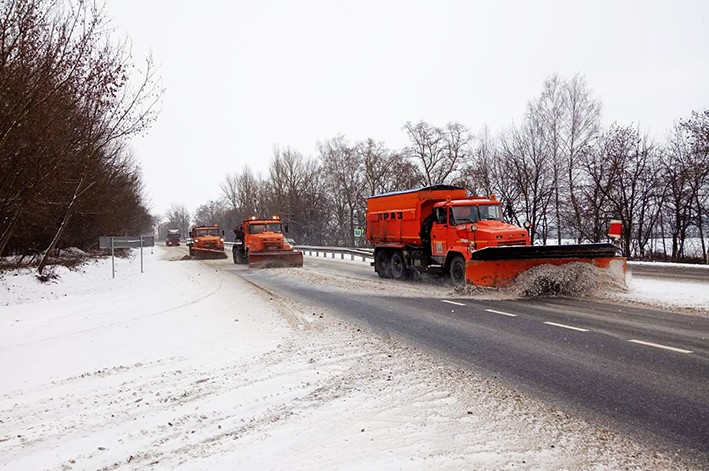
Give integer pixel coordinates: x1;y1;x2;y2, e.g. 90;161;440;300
449;254;466;284
233;246;247;264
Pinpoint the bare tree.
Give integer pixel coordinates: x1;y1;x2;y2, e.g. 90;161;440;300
266;146;324;244
234;166;265;217
589;125;659;258
165;203;191;237
358;138;401;197
679;110;709;262
194;200;227;227
403;121;469;185
563;74;602;241
458;126;497;196
528;75;566;242
220;172;239;211
498;114;555;243
0;0;161;271
319;135;362;246
522;74;602;243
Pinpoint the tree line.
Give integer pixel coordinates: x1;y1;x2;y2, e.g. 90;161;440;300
0;0;161;271
175;75;707;263
3;2;705;266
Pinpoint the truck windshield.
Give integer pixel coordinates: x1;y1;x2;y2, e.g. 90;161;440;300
167;233;181;239
195;229;220;236
477;204;502;221
451;204;502;224
248;223;282;234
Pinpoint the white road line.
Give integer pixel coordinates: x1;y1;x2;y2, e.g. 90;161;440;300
543;321;588;332
484;309;517;317
628;339;693;354
441;300;465;306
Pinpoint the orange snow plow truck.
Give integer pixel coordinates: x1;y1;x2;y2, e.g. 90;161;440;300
366;185;626;287
188;224;228;259
232;216;303;268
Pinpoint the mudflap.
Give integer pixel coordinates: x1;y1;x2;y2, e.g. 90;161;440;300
248;251;304;268
465;243;627;287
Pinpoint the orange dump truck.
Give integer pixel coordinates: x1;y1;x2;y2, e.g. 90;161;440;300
366;185;625;287
187;224;227;258
232;216;303;268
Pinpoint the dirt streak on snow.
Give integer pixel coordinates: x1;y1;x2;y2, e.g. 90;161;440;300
0;247;701;470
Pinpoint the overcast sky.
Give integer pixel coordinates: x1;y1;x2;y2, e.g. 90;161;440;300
104;0;709;218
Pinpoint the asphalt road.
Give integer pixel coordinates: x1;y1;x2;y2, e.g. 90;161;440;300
224;255;709;461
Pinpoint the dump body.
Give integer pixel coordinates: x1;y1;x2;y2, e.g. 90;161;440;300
166;229;181;247
366;185;467;246
188;225;227;258
232;217;303;268
366;185;626;286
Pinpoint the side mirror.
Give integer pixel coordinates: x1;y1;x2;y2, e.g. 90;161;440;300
284;224;289;233
221;230;225;236
523;221;532;229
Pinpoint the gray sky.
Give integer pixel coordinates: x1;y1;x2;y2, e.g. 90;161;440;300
105;0;709;218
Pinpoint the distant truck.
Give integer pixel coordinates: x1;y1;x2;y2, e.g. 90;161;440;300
165;229;181;246
187;224;227;258
233;216;303;268
366;185;624;286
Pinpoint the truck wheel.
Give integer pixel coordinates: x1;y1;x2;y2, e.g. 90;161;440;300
235;248;247;264
189;245;194;257
375;250;392;278
390;251;407;280
449;255;466;284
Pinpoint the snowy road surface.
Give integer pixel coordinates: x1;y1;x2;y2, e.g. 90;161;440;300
0;246;707;470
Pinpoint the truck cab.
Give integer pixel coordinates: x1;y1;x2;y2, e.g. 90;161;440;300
188;224;227;258
425;198;528;281
233;216;303;267
429;198;529;264
165;230;181;246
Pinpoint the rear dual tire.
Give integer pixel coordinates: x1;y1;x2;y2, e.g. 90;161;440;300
390;251;408;280
376;249;411;280
375;250;391;278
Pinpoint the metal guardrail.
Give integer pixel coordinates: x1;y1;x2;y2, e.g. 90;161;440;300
297;245;373;262
224;242;373;262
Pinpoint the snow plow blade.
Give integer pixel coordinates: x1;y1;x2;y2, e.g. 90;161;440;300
192;249;228;259
247;251;304;268
465;243;626;287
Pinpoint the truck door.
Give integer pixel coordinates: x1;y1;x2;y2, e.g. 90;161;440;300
430;207;448;257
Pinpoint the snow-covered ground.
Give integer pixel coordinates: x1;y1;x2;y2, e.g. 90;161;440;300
0;247;707;470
